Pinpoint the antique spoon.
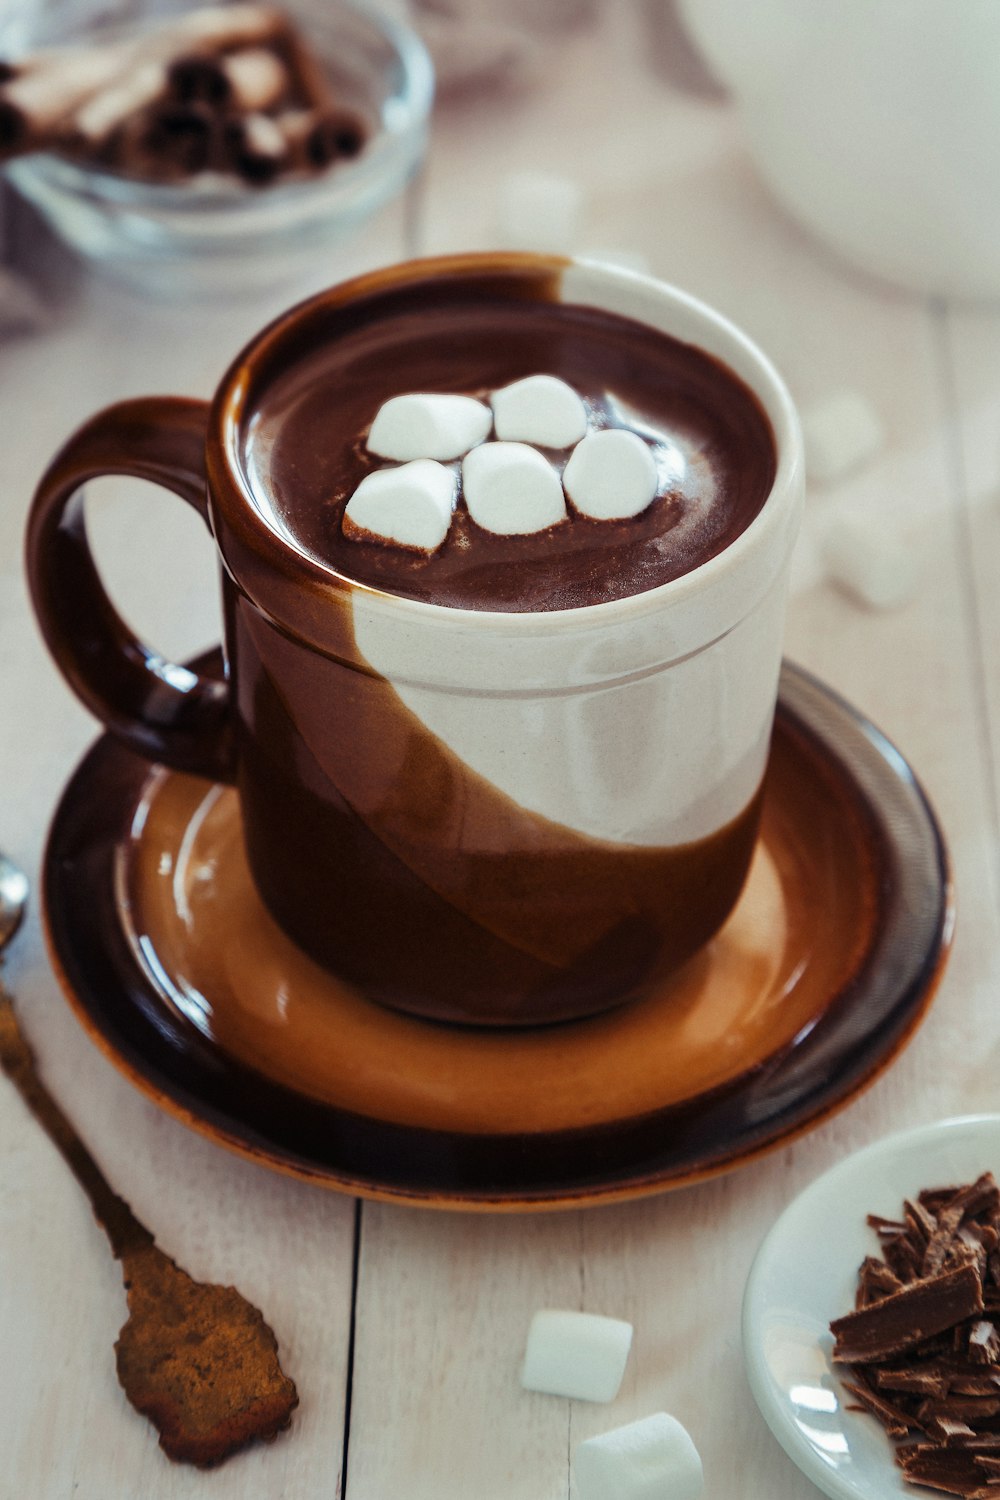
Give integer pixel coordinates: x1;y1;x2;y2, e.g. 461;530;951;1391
0;850;298;1468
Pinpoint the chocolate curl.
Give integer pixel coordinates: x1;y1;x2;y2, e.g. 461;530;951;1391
0;45;130;157
223;110;289;184
275;106;365;171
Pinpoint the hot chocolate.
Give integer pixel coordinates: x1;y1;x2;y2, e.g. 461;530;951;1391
244;270;776;611
216;266;786;1023
29;255;801;1028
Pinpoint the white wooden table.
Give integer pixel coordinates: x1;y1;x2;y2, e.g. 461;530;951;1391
3;8;1000;1497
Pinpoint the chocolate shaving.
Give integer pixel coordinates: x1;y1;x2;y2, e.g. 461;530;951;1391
856;1255;905;1307
951;1372;1000;1397
869;1213;910;1236
831;1264;984;1363
920;1397;1000;1426
924;1415;979;1446
877;1364;953;1398
970;1323;1000;1366
885;1231;925;1284
842;1373;919;1439
833;1173;1000;1496
908;1198;939;1247
925;1209;969;1276
898;1442;1000;1496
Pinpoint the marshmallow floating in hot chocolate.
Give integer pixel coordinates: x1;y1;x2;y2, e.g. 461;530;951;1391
343;459;456;552
345;375;665;551
491;374;588;449
563;427;658;520
463;441;567;535
367;392;492;462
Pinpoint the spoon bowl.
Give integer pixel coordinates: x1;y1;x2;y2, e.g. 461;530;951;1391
0;846;298;1466
0;851;29;950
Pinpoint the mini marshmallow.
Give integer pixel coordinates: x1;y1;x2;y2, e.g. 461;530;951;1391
563;428;658;520
520;1309;633;1403
343;460;456;552
463;441;567;535
496;170;584;254
491;374;589;449
574;1412;704;1500
367;393;492;462
821;513;923;611
801;390;885;486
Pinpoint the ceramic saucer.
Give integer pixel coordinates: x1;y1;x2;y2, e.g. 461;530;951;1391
42;661;951;1210
742;1115;1000;1500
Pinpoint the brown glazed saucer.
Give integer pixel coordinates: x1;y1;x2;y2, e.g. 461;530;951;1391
42;660;952;1211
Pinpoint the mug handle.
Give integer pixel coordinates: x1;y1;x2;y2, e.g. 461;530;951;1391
25;396;236;783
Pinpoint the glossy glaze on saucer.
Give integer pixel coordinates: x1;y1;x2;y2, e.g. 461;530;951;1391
42;662;952;1210
121;763;837;1134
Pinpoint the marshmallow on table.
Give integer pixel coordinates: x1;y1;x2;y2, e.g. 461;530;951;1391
495;170;584;254
491;374;589;448
463;441;567;535
367;393;492;461
563;428;658;520
520;1309;633;1402
821;513;922;611
574;1412;704;1500
801;390;885;486
343;460;456;552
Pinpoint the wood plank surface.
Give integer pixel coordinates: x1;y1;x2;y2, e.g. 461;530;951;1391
2;6;999;1498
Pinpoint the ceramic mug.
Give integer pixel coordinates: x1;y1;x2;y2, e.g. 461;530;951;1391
678;0;1000;298
27;253;803;1027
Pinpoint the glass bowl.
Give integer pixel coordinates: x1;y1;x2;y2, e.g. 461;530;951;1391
1;1;433;294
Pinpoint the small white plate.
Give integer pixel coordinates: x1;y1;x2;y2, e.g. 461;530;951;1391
742;1115;1000;1499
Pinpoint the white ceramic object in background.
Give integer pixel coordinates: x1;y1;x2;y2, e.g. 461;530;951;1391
678;0;1000;299
742;1116;1000;1500
339;260;804;848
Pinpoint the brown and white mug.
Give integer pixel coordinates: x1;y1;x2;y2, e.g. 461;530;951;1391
27;253;803;1026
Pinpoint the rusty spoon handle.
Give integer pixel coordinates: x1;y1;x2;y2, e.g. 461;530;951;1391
0;983;154;1260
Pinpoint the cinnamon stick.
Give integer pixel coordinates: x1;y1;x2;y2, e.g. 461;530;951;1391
0;4;367;184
